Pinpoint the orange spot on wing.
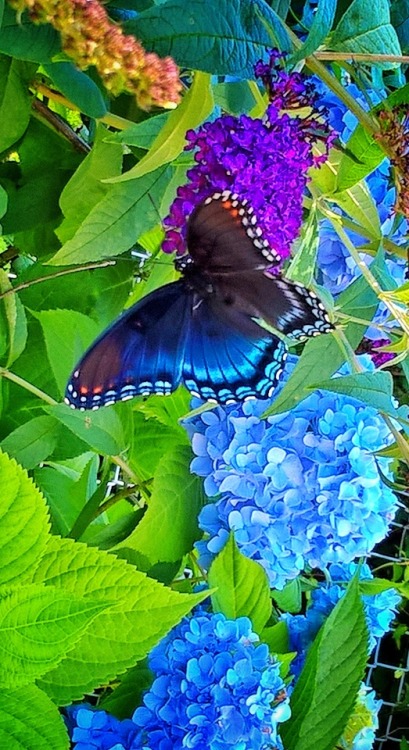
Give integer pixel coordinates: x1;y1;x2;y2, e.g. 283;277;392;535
79;386;88;395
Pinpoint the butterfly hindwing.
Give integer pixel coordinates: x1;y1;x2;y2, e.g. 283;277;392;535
65;281;190;409
182;291;287;403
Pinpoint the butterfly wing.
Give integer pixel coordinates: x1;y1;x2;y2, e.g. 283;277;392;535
182;290;287;403
65;281;190;409
217;270;333;342
186;191;281;272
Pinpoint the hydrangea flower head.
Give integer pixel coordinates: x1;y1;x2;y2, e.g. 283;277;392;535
338;683;381;750
66;703;137;750
132;610;290;750
163;51;334;259
187;356;398;589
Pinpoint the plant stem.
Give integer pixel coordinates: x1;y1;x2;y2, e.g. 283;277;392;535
0;261;117;300
0;369;57;405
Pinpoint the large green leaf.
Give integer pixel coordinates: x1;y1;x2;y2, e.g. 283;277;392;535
309;371;398;417
0;416;61;470
281;577;368;750
0;451;50;589
0;6;60;62
43;62;107;119
330;0;401;67
391;0;409;53
127;0;290;77
0;685;69;750
117;445;204;565
34;535;205;704
0;583;107;688
208;535;272;635
49;165;171;265
49;403;126;457
109;71;214;182
0;55;34;152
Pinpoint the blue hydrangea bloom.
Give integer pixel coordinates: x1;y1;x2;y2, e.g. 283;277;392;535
284;562;401;677
186;356;398;589
66;704;137;750
132;611;290;750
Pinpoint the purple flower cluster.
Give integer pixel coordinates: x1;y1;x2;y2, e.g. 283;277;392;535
67;612;291;750
163;52;334;260
284;562;401;677
186;357;398;589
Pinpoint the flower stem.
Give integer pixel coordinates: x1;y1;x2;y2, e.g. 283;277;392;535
0;369;58;405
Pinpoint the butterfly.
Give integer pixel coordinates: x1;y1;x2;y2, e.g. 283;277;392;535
65;190;333;410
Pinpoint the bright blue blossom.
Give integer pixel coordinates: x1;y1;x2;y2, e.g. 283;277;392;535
132;611;290;750
163;51;333;261
186;356;398;590
284;562;401;677
66;704;137;750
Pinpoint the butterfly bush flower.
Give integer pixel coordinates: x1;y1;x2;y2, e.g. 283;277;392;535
284;562;401;677
68;612;291;750
186;356;398;590
163;51;335;259
10;0;181;109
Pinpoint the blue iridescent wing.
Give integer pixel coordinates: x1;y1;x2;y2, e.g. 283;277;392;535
182;291;287;404
65;281;189;410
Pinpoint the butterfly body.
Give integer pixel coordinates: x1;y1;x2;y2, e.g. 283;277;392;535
65;192;333;410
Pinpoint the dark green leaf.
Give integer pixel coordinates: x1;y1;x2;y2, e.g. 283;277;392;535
309;371;398;417
117;445;204;565
43;62;108;119
0;55;34;152
106;113;170;149
126;0;290;78
99;662;153;719
213;80;257;115
272;579;302;613
0;6;60;62
49;165;172;265
0;416;61;470
261;621;290;654
290;0;337;64
391;0;409;53
330;0;401;68
49;403;126;456
281;576;369;750
208;535;272;634
0;184;7;218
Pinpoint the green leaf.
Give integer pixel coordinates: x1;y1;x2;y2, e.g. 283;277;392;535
0;416;61;470
0;55;34;152
0;583;107;688
49;165;171;265
0;183;7;218
57;125;123;243
290;0;337;63
105;113;169;149
109;71;214;183
0;6;60;62
280;577;369;750
0;270;27;366
0;451;50;589
286;205;319;286
272;579;302;613
391;0;409;53
0;0;4;28
34;309;100;397
43;62;107;119
126;0;290;78
129;411;188;481
330;0;401;68
49;403;126;456
33;535;206;704
213;80;257;115
0;685;69;750
309;371;398;417
208;534;272;634
336;83;409;190
117;445;204;565
261;621;290;654
99;662;153;719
